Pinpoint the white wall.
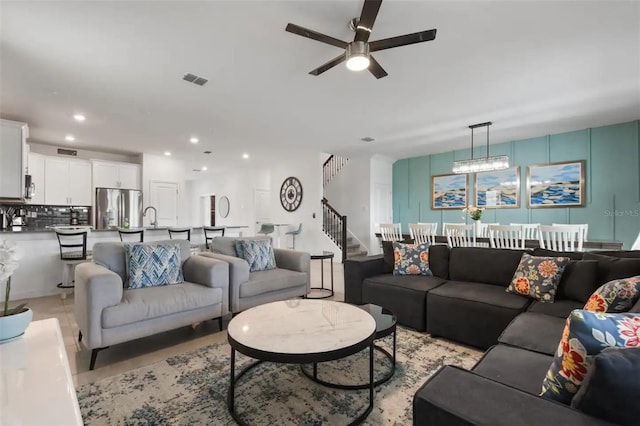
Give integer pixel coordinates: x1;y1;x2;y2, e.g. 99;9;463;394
29;141;140;163
369;155;395;254
141;153;189;226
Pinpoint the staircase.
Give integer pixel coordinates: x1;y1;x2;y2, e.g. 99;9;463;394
322;155;368;260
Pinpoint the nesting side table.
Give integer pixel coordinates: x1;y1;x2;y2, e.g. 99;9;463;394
308;251;334;299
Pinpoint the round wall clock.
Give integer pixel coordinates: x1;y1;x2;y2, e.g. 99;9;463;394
280;176;303;212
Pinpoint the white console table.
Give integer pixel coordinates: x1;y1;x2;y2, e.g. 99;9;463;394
0;318;83;425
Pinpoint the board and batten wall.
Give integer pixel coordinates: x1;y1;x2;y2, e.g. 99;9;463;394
393;120;640;249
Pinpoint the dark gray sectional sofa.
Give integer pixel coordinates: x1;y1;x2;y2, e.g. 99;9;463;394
344;246;640;425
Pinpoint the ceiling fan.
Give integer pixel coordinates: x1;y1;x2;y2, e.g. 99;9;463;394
285;0;437;79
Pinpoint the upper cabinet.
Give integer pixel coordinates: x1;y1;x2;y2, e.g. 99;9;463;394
0;119;28;200
44;157;92;206
27;152;45;204
92;160;140;190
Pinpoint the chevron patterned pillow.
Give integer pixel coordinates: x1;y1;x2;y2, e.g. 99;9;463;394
237;239;276;272
124;243;184;289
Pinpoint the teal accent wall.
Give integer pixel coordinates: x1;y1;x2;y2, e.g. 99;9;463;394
393;120;640;249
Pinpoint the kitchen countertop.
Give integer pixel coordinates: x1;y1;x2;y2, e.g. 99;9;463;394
0;226;205;233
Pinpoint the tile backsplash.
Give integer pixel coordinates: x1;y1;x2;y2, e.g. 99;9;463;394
0;204;91;229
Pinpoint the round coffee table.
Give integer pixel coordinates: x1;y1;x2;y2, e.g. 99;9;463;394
301;304;397;389
227;300;377;426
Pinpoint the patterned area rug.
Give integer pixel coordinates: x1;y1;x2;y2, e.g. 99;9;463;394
77;327;481;425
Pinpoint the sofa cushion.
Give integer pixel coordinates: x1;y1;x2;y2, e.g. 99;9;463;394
506;254;570;302
583;252;640;285
472;344;554;395
425;244;449;279
449;247;528;286
392;242;432;275
124;243;184;289
631;298;640;313
93;239;190;285
541;310;640;405
101;281;221;328
557;260;599;303
499;312;566;356
571;347;640;426
590;250;640;259
363;275;445;331
527;299;584;318
212;236;271;257
426;281;531;349
583;276;640;313
239;268;307;298
236;239;276;272
381;237;415;273
532;247;584;261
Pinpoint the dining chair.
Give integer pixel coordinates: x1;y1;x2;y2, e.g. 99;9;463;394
409;223;437;245
445;223;475;248
632;231;640;250
203;226;226;250
118;228;144;242
538;224;584;252
379;223;403;241
511;223;540;240
475;222;498;238
442;222;465;236
553;223;588;242
488;224;525;249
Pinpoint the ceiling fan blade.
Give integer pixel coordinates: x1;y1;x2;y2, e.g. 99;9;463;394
309;53;347;76
368;55;388;79
354;0;383;43
286;23;348;49
369;28;437;52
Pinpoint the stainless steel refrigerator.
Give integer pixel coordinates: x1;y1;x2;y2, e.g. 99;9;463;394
95;188;143;229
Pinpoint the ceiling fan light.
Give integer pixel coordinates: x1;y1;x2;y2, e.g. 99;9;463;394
346;41;370;72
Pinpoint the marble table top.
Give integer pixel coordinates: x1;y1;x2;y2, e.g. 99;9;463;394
227;300;376;356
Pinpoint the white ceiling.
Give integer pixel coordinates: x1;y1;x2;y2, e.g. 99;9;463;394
1;1;639;172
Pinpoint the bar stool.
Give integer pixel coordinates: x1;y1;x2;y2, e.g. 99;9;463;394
203;226;225;250
55;230;92;299
285;223;303;249
257;223;275;236
118;228;144;242
168;227;191;241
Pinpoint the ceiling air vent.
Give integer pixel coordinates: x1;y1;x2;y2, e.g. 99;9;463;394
57;148;78;156
203;151;212;154
361;137;375;142
183;73;208;86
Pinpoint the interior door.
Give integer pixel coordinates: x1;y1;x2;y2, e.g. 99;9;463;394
150;181;178;227
254;189;271;232
373;183;393;231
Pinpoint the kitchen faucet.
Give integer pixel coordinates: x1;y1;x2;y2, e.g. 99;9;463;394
143;206;158;228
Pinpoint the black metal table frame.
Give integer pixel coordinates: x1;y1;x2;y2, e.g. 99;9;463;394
307;252;334;299
300;319;396;389
227;331;376;426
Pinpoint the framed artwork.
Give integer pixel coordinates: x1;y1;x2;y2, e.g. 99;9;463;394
432;173;468;209
526;160;586;208
474;166;520;208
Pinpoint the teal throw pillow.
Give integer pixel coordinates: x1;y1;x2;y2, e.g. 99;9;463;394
540;310;640;405
237;239;276;272
124;243;183;289
392;242;432;276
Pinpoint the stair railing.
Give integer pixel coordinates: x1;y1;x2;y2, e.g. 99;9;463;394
323;155;349;187
322;197;347;262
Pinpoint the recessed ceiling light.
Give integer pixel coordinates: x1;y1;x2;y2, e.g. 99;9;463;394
242;153;249;159
202;166;207;171
65;135;75;142
164;151;171;156
73;114;86;122
190;137;199;144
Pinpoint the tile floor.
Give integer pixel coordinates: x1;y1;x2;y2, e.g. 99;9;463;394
16;259;345;387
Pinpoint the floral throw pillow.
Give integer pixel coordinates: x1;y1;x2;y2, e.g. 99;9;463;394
392;242;432;276
584;276;640;313
506;253;570;302
540;309;640;405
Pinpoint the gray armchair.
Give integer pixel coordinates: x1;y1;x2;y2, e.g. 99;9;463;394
199;236;310;313
74;239;229;370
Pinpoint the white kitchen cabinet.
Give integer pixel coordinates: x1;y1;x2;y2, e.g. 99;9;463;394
0;119;28;200
92;160;140;190
44;157;92;206
27;152;45;204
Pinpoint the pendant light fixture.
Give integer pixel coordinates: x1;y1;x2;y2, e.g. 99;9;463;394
452;121;509;174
